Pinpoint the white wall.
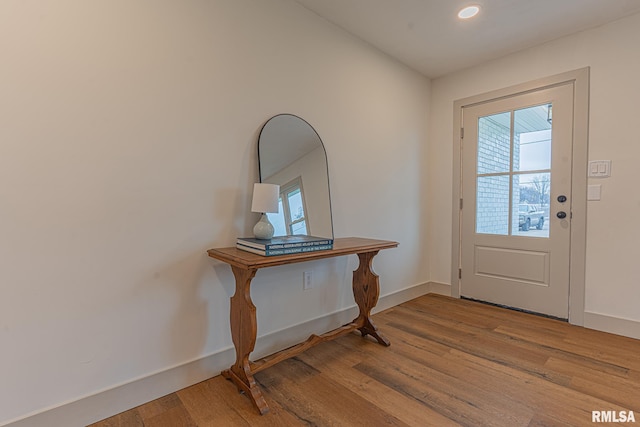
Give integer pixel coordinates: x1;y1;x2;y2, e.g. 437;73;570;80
0;0;430;424
429;13;640;326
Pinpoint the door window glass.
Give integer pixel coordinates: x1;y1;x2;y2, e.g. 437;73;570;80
476;176;510;235
476;104;552;238
512;173;550;236
478;111;511;174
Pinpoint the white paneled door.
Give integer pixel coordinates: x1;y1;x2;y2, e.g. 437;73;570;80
460;83;574;319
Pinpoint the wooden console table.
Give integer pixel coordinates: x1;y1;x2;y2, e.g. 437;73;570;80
207;237;398;415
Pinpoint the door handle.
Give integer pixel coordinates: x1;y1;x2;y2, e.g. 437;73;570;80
557;195;567;203
557;211;567;219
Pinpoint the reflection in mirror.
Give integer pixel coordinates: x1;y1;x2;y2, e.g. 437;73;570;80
258;114;333;239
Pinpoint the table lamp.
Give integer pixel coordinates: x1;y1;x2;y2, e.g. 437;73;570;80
251;183;280;240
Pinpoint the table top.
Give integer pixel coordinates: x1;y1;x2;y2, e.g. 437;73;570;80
207;237;398;270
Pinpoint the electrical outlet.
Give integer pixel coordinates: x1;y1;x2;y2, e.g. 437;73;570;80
303;271;313;290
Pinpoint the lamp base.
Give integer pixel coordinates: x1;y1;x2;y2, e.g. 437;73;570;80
253;213;274;240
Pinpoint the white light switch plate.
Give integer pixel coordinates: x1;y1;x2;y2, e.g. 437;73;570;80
588;160;611;178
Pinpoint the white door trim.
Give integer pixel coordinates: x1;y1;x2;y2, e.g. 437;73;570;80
451;67;589;326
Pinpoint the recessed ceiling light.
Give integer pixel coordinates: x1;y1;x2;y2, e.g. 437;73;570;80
458;5;480;20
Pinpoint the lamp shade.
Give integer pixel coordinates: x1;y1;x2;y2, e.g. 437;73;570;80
251;183;279;213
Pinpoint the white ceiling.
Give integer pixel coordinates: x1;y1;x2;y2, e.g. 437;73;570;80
292;0;640;78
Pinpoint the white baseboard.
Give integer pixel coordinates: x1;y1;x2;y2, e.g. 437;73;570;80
425;281;452;296
5;282;434;427
583;311;640;340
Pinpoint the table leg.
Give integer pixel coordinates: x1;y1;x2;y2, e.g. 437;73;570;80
221;266;270;415
352;251;390;346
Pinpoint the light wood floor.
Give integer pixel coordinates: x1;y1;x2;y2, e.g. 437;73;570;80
90;294;640;426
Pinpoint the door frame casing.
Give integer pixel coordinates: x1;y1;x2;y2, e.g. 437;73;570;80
451;68;589;326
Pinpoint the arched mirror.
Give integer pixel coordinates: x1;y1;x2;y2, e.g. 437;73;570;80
258;114;333;239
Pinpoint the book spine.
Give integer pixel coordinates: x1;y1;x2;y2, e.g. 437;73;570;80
264;244;333;256
236;239;334;250
265;240;334;250
236;243;333;256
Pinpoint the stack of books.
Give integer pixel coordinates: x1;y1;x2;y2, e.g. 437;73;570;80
236;235;334;256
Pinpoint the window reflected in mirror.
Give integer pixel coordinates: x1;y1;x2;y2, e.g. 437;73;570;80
268;177;309;236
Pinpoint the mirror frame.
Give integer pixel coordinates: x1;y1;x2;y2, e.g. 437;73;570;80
257;114;334;239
